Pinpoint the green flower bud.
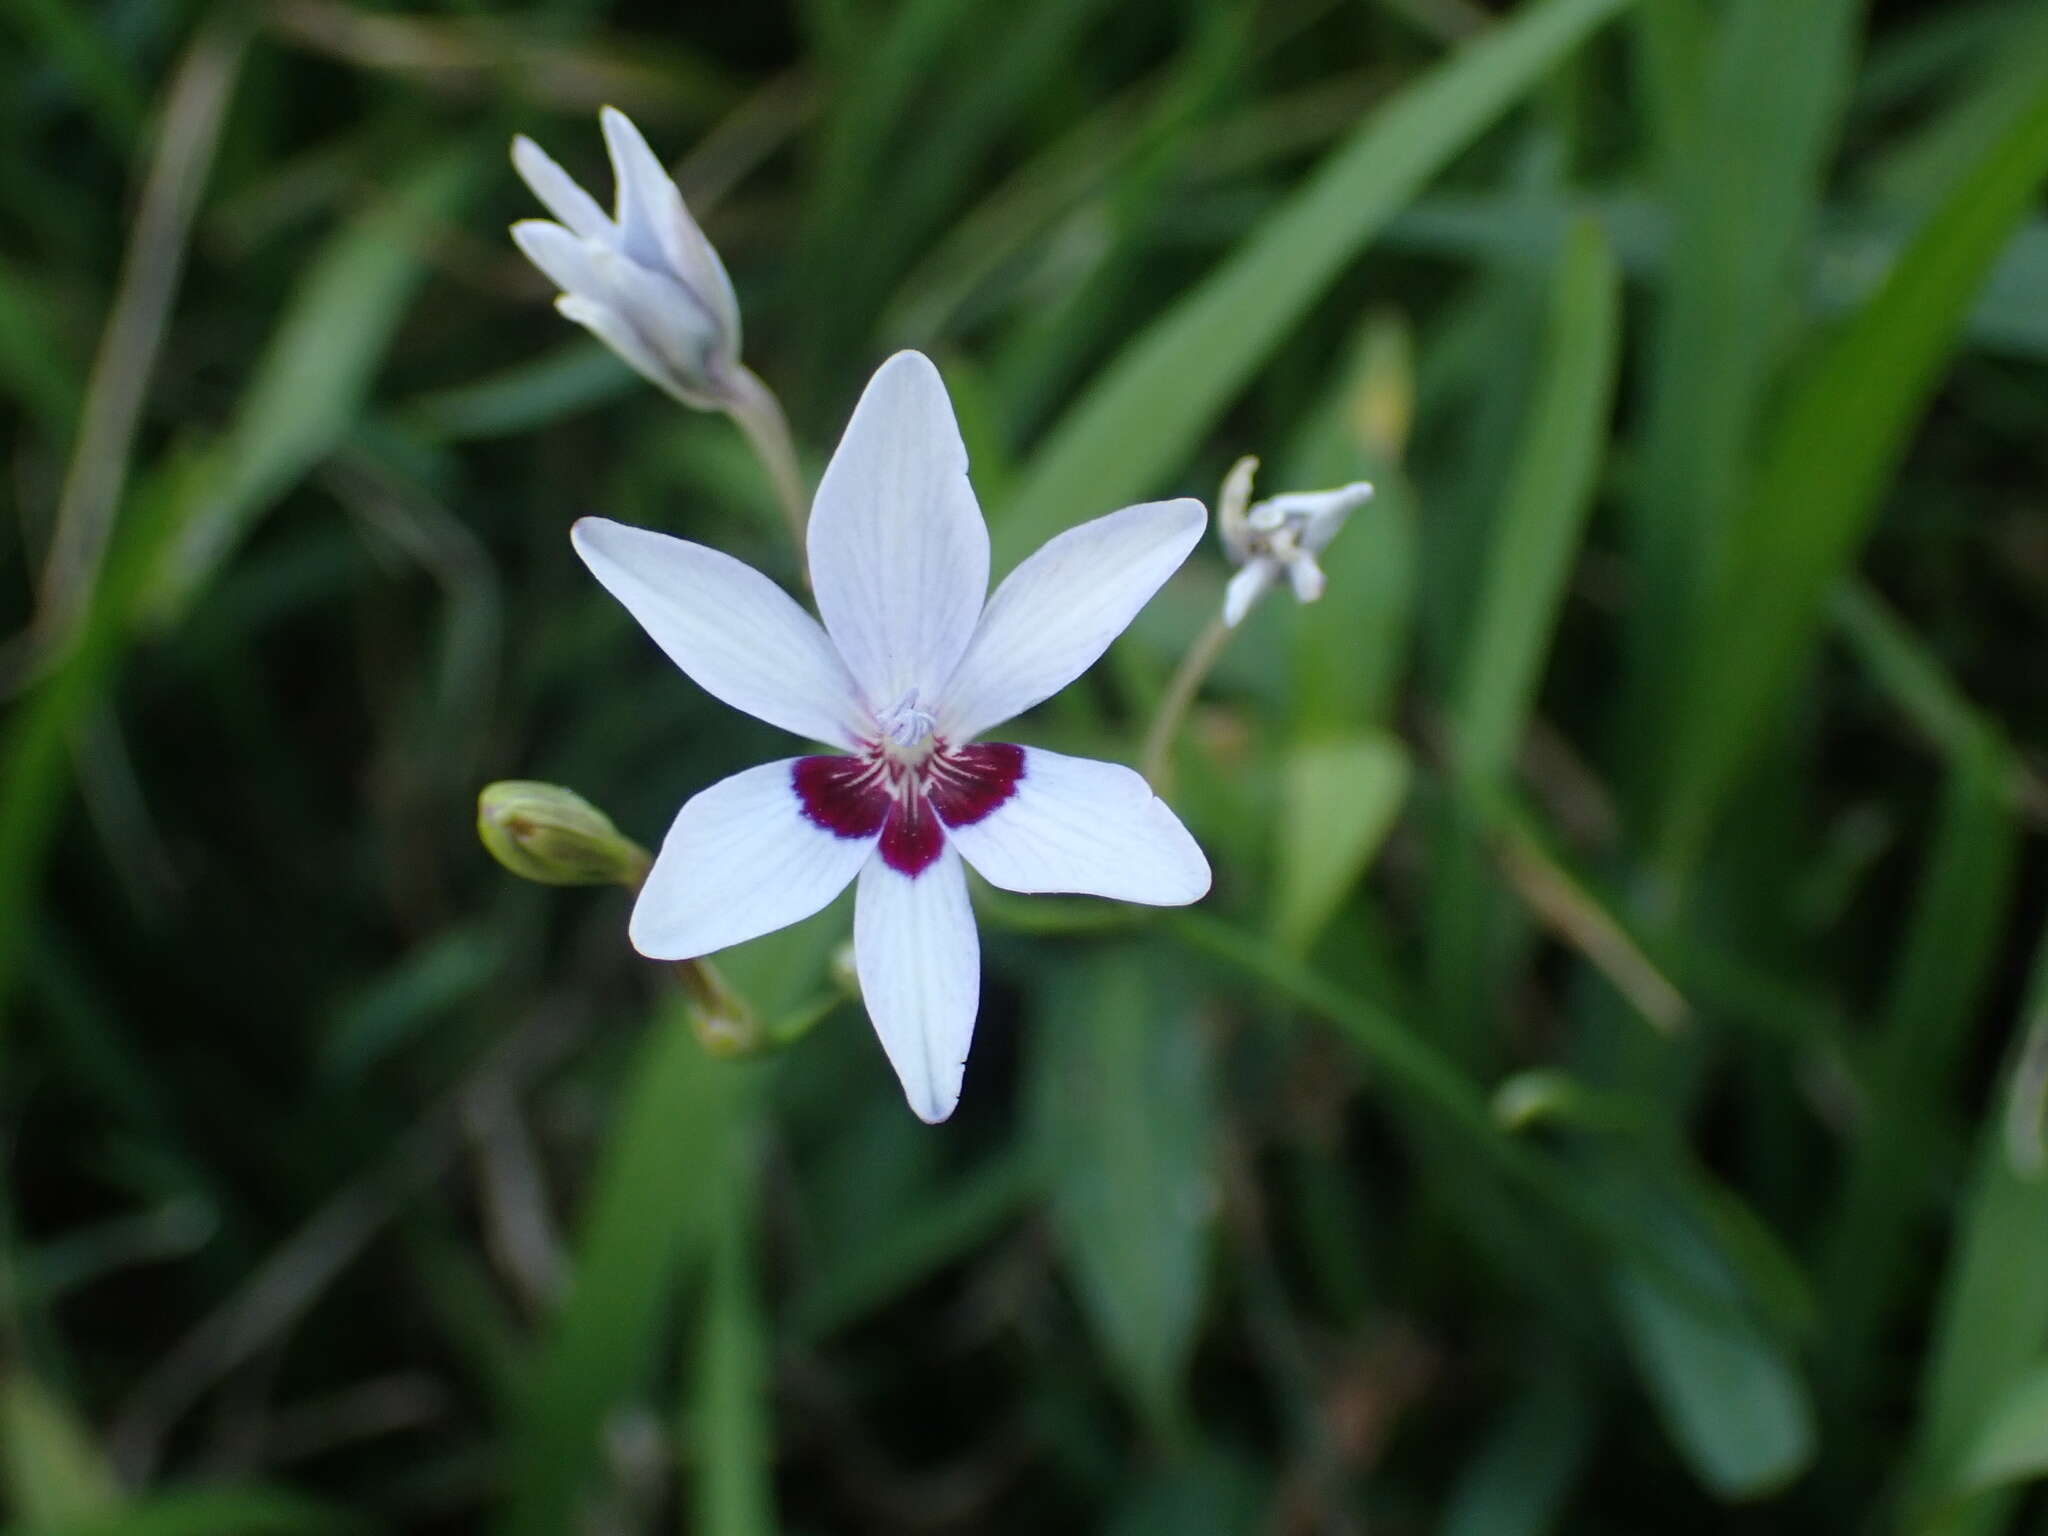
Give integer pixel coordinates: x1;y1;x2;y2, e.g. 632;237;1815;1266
477;780;651;887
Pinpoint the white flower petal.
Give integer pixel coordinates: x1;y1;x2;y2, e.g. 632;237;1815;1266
589;246;726;382
809;352;989;718
599;105;683;271
677;223;742;362
1287;555;1326;604
1255;482;1372;553
938;498;1204;741
632;759;874;959
554;294;680;399
597;106;742;350
512;219;602;298
1223;560;1277;627
511;136;610;240
855;843;979;1124
573;518;865;747
946;747;1209;905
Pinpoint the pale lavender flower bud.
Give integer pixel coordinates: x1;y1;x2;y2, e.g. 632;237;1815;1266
510;107;743;409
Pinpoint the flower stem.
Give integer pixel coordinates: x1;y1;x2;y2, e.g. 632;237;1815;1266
672;956;767;1057
1140;614;1234;794
723;365;810;585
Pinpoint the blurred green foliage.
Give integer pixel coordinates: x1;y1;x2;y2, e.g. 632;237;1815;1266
4;0;2048;1530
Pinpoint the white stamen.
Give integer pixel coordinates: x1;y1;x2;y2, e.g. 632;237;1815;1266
1214;461;1372;625
878;689;938;749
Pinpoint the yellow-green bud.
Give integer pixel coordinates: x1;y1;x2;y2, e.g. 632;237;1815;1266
477;781;651;887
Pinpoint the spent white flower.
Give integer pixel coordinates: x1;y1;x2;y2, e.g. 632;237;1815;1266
574;352;1211;1123
511;107;742;409
1216;455;1374;627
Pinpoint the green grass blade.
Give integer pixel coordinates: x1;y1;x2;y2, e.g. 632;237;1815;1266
1898;916;2048;1536
1033;946;1215;1440
994;0;1635;567
399;342;636;443
1863;5;2048;209
32;20;246;649
687;1130;774;1536
1831;582;2048;818
497;1013;750;1536
1106;1454;1264;1536
1270;733;1409;957
3;1489;366;1536
1626;0;1707;170
0;1371;120;1525
7;0;147;147
0;458;194;1047
1832;582;1996;763
1610;1251;1814;1500
1819;739;2022;1412
1431;216;1619;1056
1441;1366;1593;1536
0;253;82;442
1656;81;2048;876
1618;0;1864;797
788;1147;1038;1342
1448;216;1619;781
1950;1365;2048;1499
147;148;474;622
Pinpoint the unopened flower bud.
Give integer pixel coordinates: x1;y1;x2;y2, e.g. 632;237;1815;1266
511;107;743;410
477;780;650;887
1216;456;1373;627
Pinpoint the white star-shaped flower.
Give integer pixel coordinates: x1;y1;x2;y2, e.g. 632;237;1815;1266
574;352;1212;1122
511;107;742;410
1216;455;1374;626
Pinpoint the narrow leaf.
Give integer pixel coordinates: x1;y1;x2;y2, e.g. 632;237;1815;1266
1034;946;1216;1436
1620;0;1864;786
1957;1365;2048;1495
1270;732;1409;956
1449;216;1619;783
1898;914;2048;1535
1609;1197;1816;1503
0;1371;120;1525
689;1132;775;1536
1658;82;2048;872
498;1012;750;1536
1442;1367;1594;1536
148;149;474;621
996;0;1634;566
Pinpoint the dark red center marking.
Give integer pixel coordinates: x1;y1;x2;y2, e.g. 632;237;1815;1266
926;742;1025;829
791;756;888;839
792;741;1026;878
880;788;943;876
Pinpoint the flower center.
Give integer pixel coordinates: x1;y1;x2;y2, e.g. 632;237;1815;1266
875;689;938;753
1244;504;1308;561
793;737;1025;878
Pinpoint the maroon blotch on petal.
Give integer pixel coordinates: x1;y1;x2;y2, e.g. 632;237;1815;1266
879;791;945;877
793;756;889;840
928;742;1025;829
